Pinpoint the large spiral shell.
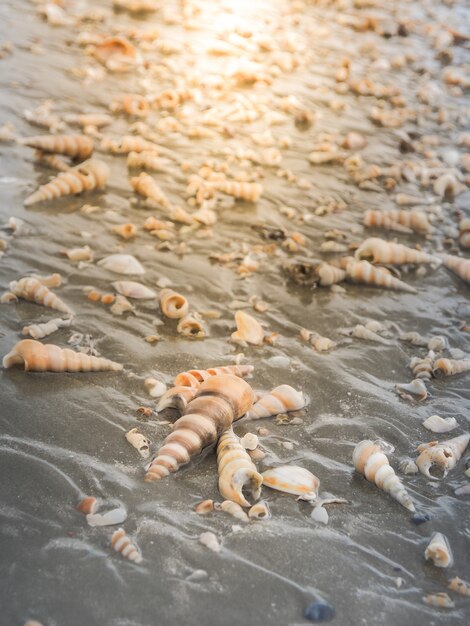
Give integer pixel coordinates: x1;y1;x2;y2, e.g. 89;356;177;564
19;135;94;160
440;254;470;284
174;365;254;388
9;277;73;315
2;339;123;372
159;288;189;319
363;209;430;234
346;260;417;293
217;428;263;507
416;434;470;479
433;358;470;377
246;385;306;419
24;159;109;206
131;172;170;208
353;440;415;511
355;238;440;265
145;375;255;481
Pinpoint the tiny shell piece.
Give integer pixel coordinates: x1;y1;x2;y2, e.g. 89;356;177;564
448;576;470;596
422;415;458;433
231;311;264;346
422;593;454;608
425;532;453;568
98;254;145;275
199;531;221;552
194;500;214;515
262;465;319;501
311;505;329;525
240;433;259;450
111;528;142;564
86;507;127;527
218;500;249;522
125;428;150;459
248;501;271;520
76;496;98;515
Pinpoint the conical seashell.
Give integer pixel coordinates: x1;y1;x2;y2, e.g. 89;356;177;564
9;277;73;315
22;317;73;340
422;593;454;608
355;238;440;266
177;314;206;338
363;209;430;234
34;150;71;172
174;364;254;388
416;434;470;479
346;260;417;293
300;328;336;352
194;499;214;515
395;379;428;402
125;428;150;459
113;281;156;299
409;354;434;380
316;262;347;286
87;507;127;527
248;501;271;520
217;500;249;522
246;385;306;419
145;375;255;481
208;180;263;202
353;440;415;511
399;331;427;346
2;339;123;372
156;385;198;412
159;288;189;319
422;415;458;433
199;531;221;552
131;172;170;208
127;150;163;171
433;358;470;377
261;465;319;501
24;159;109;206
425;532;453;568
448;577;470;596
19;135;94;160
344;324;390;345
231;311;264;346
440;254;470;284
217;428;262;507
101;136;158;154
98;254;145;275
111;528;142;563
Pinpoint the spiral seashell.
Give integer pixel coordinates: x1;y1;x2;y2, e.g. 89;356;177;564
300;328;336;352
131;172;170;208
353;440;415;511
346;260;417;293
448;576;470;596
101;136;158;154
433;358;470;377
111;528;142;563
174;365;254;388
355;238;440;266
316;262;347;286
440;254;470;284
231;311;264;346
145;375;255;481
34;150;71;172
98;254;145;275
399;331;427;346
410;354;434;380
127;150;163;171
416;434;470;479
199;531;221;552
246;385;306;419
177;314;206;338
422;593;454;608
363;209;430;234
424;532;453;568
159;288;189;319
2;339;123;372
111;94;149;117
344;324;390;345
422;415;458;433
113;281;156;299
217;428;262;507
112;223;137;239
19;134;94;160
156;385;198;412
248;501;271;520
9;277;73;315
218;500;249;522
208;180;263;202
125;428;150;459
22;317;73;340
261;465;319;501
24;159;109;206
64;113;112;130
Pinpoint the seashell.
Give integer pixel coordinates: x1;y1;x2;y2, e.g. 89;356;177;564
217;428;262;507
60;245;93;262
111;94;149;117
320;241;348;253
199;531;221;553
399;459;419;475
125;428;150;459
144;378;166;398
416;434;470;479
112;223;137;240
355;237;440;266
110;294;135;315
174;365;254;388
131;172;170;208
24;621;44;626
433;173;464;199
177;314;206;338
346;260;416;293
0;292;17;303
300;328;336;352
248;501;271;520
409;354;434;380
113;281;156;299
342;131;367;150
24;159;109;206
34;150;71;172
2;339;123;372
9;277;73;315
308;150;344;164
31;273;62;288
194;500;214;515
76;496;98;515
145;375;255;481
424;532;453;568
422;593;454;609
98;254;145;275
422;415;458;433
207;180;263;202
231;311;264;346
159;289;189;319
156;385;198;412
311;505;328;525
440;254;470;284
262;465;319;501
22;317;73;340
111;528;142;564
353;440;415;511
304;600;335;622
363;209;430;234
127;150;164;171
18;134;94;160
240;433;259;451
399;331;427;346
247;385;306;419
64;113;112;131
448;577;470;596
346;324;390;345
395;379;428;402
316;263;347;286
218;500;249;522
427;336;447;352
87;507;127;527
101;136;158;154
433;358;470;377
93;37;137;71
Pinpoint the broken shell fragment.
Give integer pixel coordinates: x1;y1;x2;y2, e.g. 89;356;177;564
433;358;470;377
87;506;127;527
248;501;271;520
177;313;206;338
194;499;214;515
76;496;98;515
98;254;145;275
448;576;470;596
231;311;264;346
424;532;453;568
422;415;458;433
261;465;320;501
311;505;329;525
111;528;142;564
22;317;72;340
159;289;189;319
395;379;428;402
240;433;259;451
125;428;150;459
247;385;307;419
422;593;454;609
218;500;249;523
416;434;470;479
156;385;197;412
199;531;220;553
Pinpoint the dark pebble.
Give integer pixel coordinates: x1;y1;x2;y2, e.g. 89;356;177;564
304;600;335;622
411;513;431;525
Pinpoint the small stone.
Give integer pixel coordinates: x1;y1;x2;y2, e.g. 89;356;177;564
411;513;431;526
304;600;335;622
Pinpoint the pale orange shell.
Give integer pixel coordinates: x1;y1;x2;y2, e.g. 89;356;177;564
9;277;73;315
247;385;306;419
111;528;142;563
19;134;94;160
355;238;439;265
159;288;189;319
231;311;264;346
261;465;319;500
131;172;170;208
174;364;254;388
217;428;262;507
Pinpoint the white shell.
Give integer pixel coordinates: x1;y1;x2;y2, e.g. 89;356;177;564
261;465;319;501
113;281;156;299
144;377;166;398
311;505;328;524
86;506;127;527
395;379;428;401
199;531;221;552
98;254;145;275
240;433;259;450
424;532;453;568
422;415;458;433
125;428;150;459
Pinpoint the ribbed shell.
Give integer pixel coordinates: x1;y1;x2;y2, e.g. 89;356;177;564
22;317;72;340
416;434;470;479
448;577;470;596
159;288;189;319
363;209;430;234
433;358;470;377
440;254;470;284
261;465;319;501
317;262;347;286
424;532;453;568
156;385;198;412
131;172;170;208
422;593;454;608
346;260;417;293
19;134;94;160
353;440;415;511
174;364;254;388
246;385;306;419
217;428;262;507
355;238;439;265
208;180;263;202
111;528;142;564
9;277;73;315
145;375;255;481
2;339;123;372
127;150;163;171
34;150;71;172
101;136;158;154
